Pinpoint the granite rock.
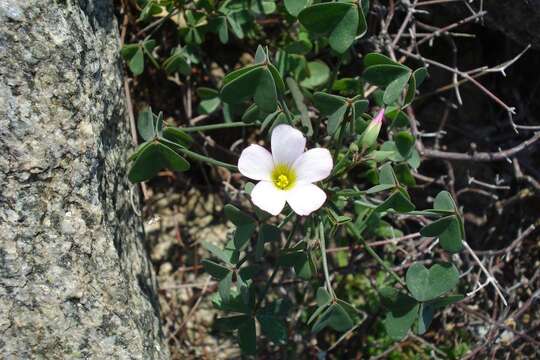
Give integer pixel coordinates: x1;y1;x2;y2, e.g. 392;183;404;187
0;0;168;358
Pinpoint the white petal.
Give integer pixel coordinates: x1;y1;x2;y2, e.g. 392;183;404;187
286;184;327;216
292;148;333;184
271;124;306;166
238;144;274;181
251;181;287;216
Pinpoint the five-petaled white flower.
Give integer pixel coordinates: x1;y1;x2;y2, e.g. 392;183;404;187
238;124;333;216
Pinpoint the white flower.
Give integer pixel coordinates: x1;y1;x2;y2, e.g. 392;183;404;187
238;124;333;216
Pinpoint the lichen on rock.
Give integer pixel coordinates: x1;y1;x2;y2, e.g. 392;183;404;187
0;1;168;358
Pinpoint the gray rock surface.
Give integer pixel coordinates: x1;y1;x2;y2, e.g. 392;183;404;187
0;0;168;358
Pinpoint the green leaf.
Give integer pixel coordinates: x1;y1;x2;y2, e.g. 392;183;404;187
202;259;230;280
254;67;278;112
383;71;411;104
406;262;460;302
224;204;255;225
316;287;332;307
257;315;287;344
403;74;416;107
221;65;264;104
156;143;190;172
328;4;359;53
198;98;221;114
308;304;329;325
420;215;455;237
352;99;369;119
238;265;260;282
363;64;410;88
197;87;219;99
128;143;163;183
298;3;359;53
377;191;415;213
364;53;401;67
162;127;193;148
285;39;312;55
300;61;330;89
366;183;395;194
394;131;415;158
201;241;232;264
222;64;262;86
278;251;312;279
312;303;354;333
241;103;265;123
379;163;397;185
336;299;361;323
213;16;229;44
254;45;267;64
380;287;420;340
163;52;191;76
414;303;434;335
284;0;308;16
313;92;348;135
434;190;457;212
394;163;416;187
238;317;257;354
439;216;464;253
129;141;152;162
120;44;139;60
128;47;144;76
268;63;286;95
413;67;428;87
137;108;155;141
218;271;233;302
251;0;276;15
313;92;348;115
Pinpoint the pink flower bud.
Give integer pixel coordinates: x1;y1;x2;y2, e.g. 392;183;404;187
360;108;384;149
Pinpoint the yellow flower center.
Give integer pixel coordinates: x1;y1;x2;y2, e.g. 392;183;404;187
271;164;296;190
276;174;289;188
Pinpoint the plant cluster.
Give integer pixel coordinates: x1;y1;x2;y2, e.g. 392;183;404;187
123;0;470;355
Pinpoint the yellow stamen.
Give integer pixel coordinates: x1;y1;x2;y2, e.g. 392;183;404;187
276;174;289;189
271;164;296;190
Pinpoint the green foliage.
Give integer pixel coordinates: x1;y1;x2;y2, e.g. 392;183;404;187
120;1;470;354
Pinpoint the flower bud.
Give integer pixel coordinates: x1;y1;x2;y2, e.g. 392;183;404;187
360;108;384;149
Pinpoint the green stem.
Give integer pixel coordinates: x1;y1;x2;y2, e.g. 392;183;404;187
319;222;336;298
346;222;406;287
159;137;238;171
181;121;255;133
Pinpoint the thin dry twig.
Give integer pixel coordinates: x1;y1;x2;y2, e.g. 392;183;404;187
464;241;508;306
421;132;540;162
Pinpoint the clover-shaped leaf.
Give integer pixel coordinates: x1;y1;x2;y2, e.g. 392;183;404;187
394;131;415;158
312;303;354;333
429;191;464;253
406;262;460;302
221;59;283;112
380;287;420;340
300;60;330;89
298;3;365;53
